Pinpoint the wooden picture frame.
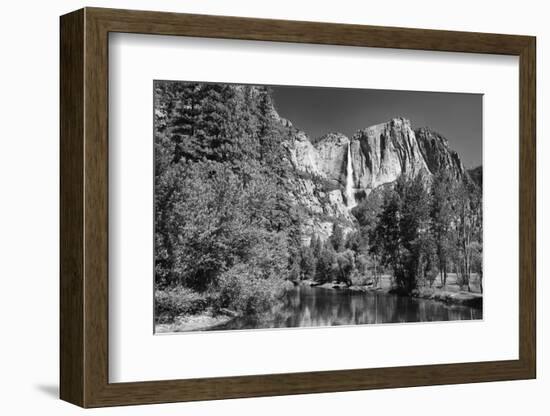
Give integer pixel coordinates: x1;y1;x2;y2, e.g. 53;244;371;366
60;7;536;408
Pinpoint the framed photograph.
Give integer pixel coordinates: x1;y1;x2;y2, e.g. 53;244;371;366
60;7;536;408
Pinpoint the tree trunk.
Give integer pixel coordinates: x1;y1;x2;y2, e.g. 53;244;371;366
480;275;483;294
439;258;444;286
374;258;379;288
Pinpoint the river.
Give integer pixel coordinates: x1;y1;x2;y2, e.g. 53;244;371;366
208;285;482;331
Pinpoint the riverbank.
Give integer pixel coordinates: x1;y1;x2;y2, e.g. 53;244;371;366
155;308;239;333
305;280;384;293
157;275;483;333
300;274;482;309
411;287;482;308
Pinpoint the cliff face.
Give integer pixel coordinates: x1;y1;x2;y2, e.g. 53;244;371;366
351;118;430;192
285;129;322;177
315;132;350;184
467;165;482;187
310;119;429;191
284;132;356;242
282;116;469;242
415;127;465;180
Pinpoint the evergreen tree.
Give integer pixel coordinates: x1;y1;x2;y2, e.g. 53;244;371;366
335;249;355;285
429;170;455;286
299;245;316;280
153;81;301;293
311;235;323;259
454;179;482;291
370;186;403;286
315;245;336;283
329;224;345;252
398;175;431;292
370;175;432;293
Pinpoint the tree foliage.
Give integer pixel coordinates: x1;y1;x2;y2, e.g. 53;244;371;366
154;82;300;309
351;172;482;294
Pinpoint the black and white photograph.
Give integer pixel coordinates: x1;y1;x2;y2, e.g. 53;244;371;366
153;81;483;333
1;0;543;413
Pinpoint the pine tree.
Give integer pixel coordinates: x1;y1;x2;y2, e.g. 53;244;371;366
299;245;316;280
315;245;336;283
429;170;455;286
369;175;432;293
329;224;345;252
153;81;303;296
398;175;431;292
370;186;402;286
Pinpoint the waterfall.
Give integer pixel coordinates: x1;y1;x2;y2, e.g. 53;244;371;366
345;143;356;208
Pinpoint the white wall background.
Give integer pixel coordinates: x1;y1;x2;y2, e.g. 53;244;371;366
0;0;545;414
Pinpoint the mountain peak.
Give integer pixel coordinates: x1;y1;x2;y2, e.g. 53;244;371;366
389;116;412;126
353;117;412;138
415;126;449;146
415;127;464;178
315;132;350;146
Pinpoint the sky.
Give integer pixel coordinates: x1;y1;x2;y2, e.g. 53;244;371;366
271;86;482;169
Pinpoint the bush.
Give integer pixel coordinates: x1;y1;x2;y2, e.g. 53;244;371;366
350;269;369;286
335;249;355;284
313;246;337;283
216;264;291;315
424;264;439;287
154;285;211;323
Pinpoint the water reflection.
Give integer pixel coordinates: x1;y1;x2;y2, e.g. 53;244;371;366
208;285;482;331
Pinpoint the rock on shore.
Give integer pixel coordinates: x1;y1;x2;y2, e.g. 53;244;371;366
411;287;483;308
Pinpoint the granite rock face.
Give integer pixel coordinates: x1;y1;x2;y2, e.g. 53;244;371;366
282;113;469;243
415;127;466;180
351;118;430;192
285;130;322;177
315;132;350;184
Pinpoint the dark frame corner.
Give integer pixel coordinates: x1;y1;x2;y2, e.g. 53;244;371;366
60;7;536;408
